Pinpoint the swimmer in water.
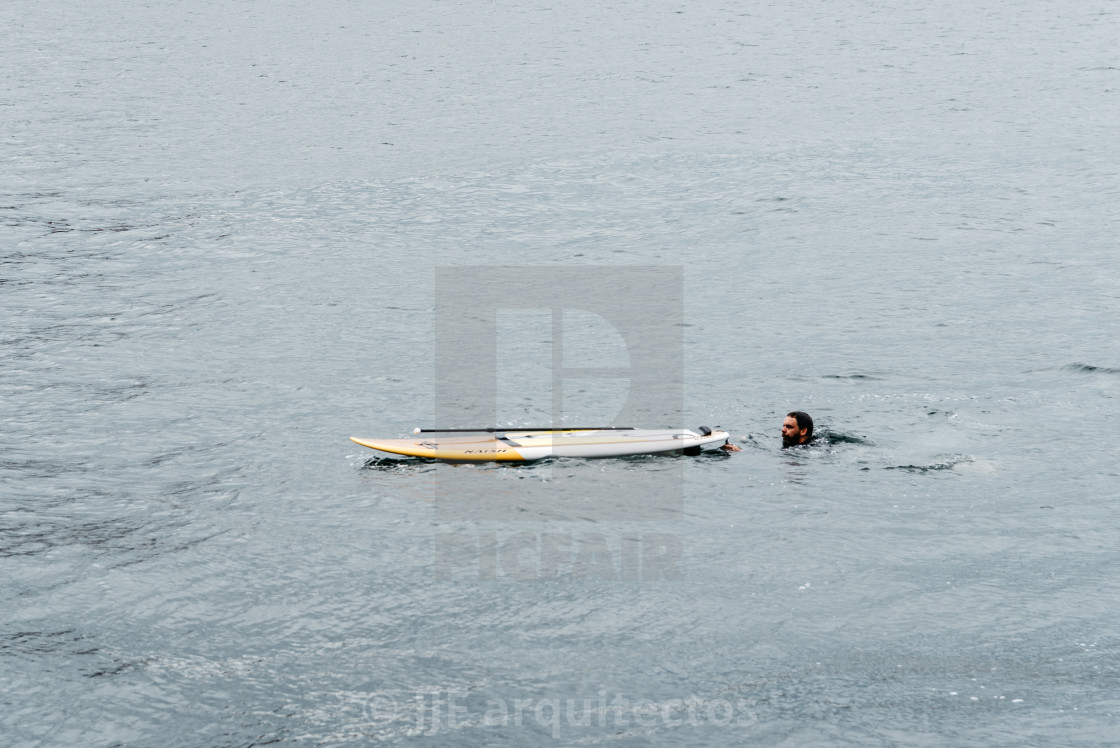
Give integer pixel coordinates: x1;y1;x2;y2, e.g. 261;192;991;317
781;411;814;448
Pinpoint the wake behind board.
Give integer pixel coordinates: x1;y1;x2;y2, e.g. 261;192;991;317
350;427;731;462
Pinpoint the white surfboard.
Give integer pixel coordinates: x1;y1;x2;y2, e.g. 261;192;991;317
350;427;730;461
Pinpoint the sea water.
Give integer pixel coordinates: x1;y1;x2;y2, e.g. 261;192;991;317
2;0;1119;744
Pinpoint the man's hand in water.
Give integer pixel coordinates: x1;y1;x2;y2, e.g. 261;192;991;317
720;441;742;452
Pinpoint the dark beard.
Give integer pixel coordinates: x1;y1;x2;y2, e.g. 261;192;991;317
782;435;797;448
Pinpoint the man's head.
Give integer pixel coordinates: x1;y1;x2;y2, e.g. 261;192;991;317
781;411;813;448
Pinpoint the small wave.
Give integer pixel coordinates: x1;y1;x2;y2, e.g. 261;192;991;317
1;628;91;658
821;373;883;381
817;429;873;446
1063;363;1120;375
886;455;972;473
361;455;436;471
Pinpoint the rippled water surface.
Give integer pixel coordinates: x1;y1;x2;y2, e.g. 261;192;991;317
3;0;1119;745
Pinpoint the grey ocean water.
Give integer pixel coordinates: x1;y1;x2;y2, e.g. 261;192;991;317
3;0;1119;744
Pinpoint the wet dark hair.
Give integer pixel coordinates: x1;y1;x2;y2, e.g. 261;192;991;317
787;411;814;439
